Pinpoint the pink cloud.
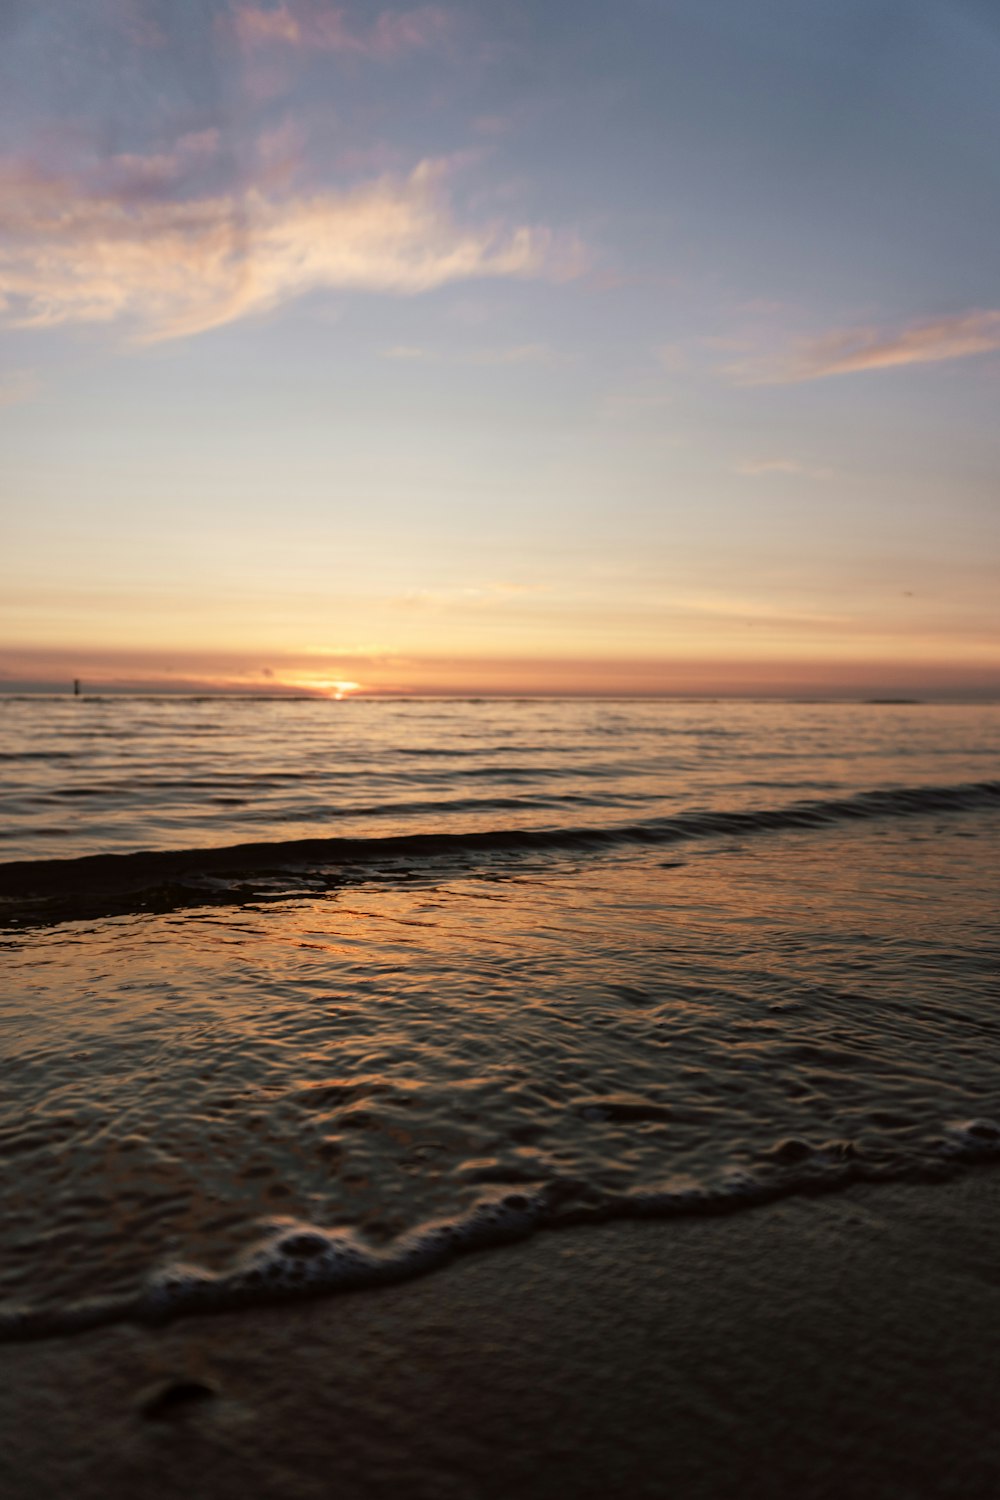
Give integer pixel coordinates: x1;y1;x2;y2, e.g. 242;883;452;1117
789;311;1000;379
0;156;581;340
113;0;169;49
733;457;834;480
233;5;302;46
104;129;222;198
254;119;308;191
367;6;451;58
731;310;1000;384
232;3;453;60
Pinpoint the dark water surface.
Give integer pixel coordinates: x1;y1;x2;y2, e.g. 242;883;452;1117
2;696;998;858
1;698;998;1337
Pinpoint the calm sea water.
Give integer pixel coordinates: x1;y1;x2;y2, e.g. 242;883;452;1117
1;697;998;1337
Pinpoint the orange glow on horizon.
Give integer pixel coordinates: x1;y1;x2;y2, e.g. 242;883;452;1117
1;645;998;702
272;674;365;699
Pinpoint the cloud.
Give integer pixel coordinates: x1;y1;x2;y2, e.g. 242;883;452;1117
733;310;1000;384
367;6;451;57
103;0;170;50
234;5;303;45
0;158;579;340
98;130;223;200
232;3;453;60
734;457;834;480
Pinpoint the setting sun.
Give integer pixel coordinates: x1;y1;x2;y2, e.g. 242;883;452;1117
272;673;365;699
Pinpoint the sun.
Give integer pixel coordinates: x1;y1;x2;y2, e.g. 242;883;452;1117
273;673;364;699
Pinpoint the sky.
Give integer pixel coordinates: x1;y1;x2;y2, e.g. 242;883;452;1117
1;0;998;697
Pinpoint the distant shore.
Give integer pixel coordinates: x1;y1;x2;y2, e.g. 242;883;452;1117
3;1168;999;1500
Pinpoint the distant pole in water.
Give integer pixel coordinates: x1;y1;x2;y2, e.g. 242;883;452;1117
73;678;81;697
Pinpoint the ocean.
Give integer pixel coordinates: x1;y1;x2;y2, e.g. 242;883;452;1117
1;695;998;1339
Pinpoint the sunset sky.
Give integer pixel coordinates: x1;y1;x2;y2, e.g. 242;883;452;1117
1;0;998;696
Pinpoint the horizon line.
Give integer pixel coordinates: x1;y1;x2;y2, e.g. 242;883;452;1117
3;689;997;705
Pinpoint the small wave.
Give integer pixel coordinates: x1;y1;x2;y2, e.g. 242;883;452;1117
392;745;551;758
0;750;80;762
0;826;72;841
3;1122;998;1344
0;779;996;908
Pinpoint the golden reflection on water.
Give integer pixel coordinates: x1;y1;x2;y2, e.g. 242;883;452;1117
1;812;998;1321
4;697;998;860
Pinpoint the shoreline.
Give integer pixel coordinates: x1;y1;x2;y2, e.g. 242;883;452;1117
3;1168;999;1499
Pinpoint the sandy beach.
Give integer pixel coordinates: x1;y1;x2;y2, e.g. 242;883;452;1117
3;1167;999;1500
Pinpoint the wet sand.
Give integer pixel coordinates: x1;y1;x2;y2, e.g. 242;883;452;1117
2;1169;999;1500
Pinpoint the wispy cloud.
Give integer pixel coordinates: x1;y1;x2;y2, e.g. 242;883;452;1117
97;130;223;200
731;310;1000;384
234;5;302;46
0;158;580;341
734;457;834;480
231;3;453;60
